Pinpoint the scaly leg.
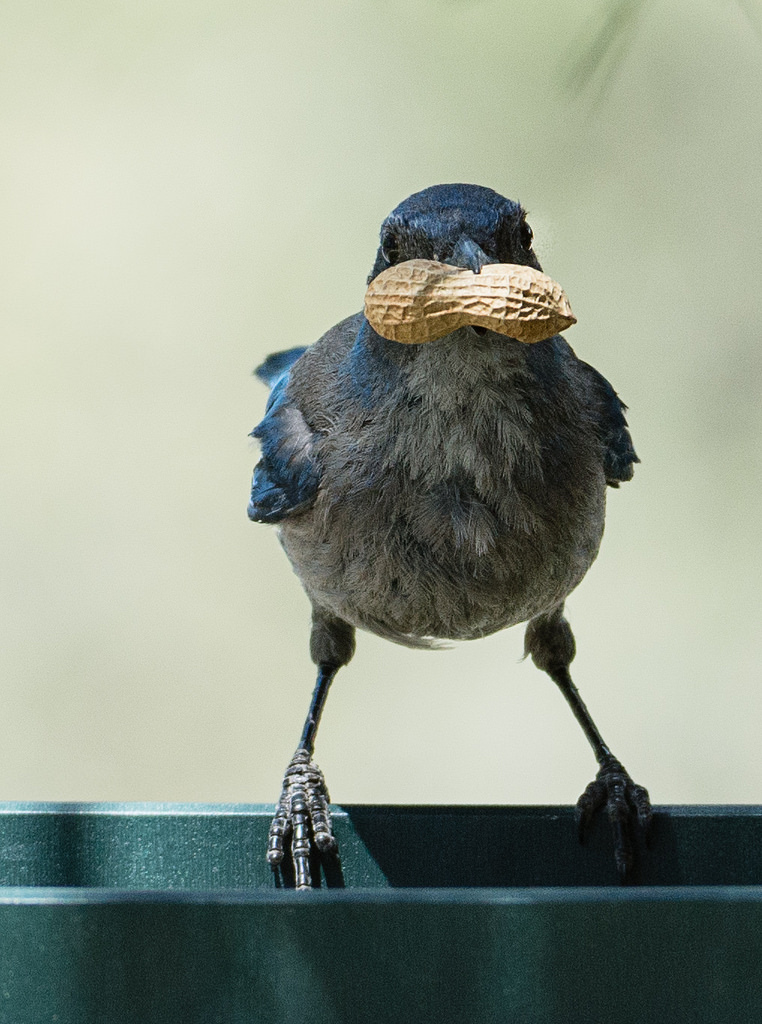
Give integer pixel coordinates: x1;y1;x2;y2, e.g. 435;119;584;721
268;610;355;889
525;606;652;881
267;663;339;888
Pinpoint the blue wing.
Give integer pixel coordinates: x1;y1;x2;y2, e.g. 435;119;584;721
254;346;307;387
247;347;321;523
578;359;639;487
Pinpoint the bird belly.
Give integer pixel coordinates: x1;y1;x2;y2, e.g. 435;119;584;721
278;478;605;646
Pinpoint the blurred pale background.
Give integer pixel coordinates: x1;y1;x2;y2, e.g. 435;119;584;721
1;0;761;806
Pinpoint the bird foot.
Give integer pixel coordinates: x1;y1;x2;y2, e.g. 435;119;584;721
576;756;652;882
267;748;337;889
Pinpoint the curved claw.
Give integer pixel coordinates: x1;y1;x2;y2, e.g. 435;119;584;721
267;749;337;889
575;756;652;882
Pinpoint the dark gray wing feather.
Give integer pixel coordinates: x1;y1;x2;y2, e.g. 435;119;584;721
577;359;639;486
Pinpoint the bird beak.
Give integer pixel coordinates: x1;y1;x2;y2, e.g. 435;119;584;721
446;236;490;275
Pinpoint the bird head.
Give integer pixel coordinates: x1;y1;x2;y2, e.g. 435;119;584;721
367;183;541;284
364;184;573;345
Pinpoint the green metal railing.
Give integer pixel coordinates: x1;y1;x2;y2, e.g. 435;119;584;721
0;803;760;1023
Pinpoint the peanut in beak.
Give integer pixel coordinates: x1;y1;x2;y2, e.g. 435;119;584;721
364;259;576;345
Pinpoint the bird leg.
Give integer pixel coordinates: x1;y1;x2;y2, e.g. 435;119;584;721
267;662;339;889
525;607;651;881
548;664;652;880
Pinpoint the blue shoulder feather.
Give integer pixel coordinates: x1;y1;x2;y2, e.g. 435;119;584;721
247;348;321;523
254;346;307;388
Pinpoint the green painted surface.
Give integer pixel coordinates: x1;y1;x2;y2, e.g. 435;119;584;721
0;804;760;1022
0;802;759;888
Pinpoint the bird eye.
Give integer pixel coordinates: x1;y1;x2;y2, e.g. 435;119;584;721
520;220;534;250
381;233;399;265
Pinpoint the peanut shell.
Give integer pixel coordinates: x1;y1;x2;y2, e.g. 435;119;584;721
364;259;576;344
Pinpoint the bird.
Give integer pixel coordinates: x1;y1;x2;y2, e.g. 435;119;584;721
248;183;651;888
